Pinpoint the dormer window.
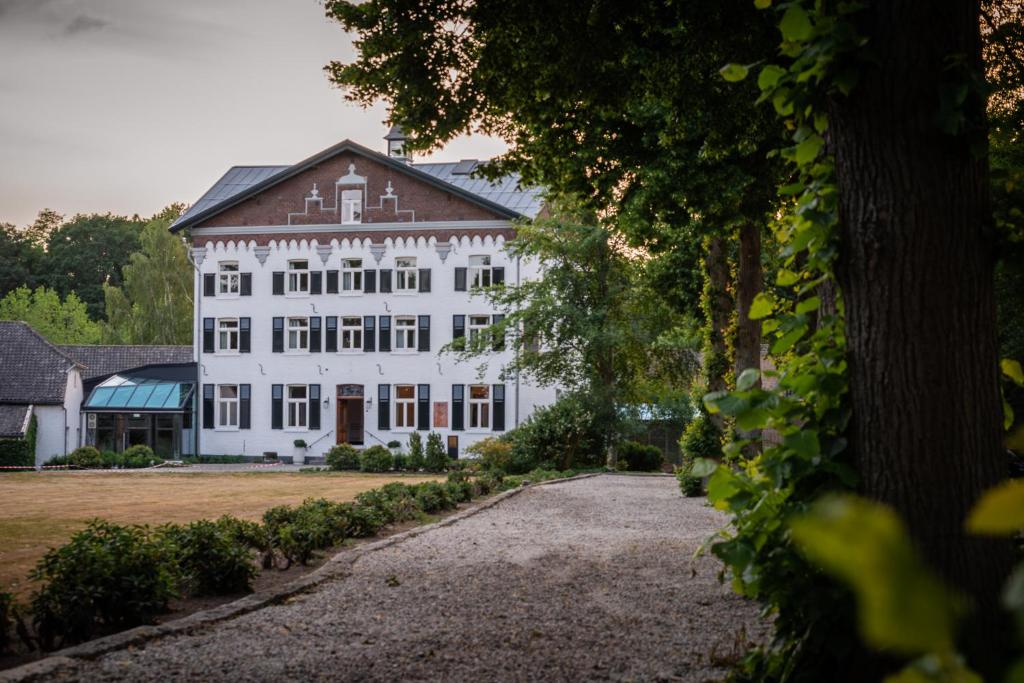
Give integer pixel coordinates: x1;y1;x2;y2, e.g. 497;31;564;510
341;190;362;224
218;262;240;295
288;260;309;294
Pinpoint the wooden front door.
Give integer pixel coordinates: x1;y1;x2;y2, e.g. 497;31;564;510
336;384;364;445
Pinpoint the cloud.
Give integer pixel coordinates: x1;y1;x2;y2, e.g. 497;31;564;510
64;14;107;35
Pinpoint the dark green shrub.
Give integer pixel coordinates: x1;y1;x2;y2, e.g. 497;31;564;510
680;413;723;462
413;481;457;514
425;432;449;472
0;414;35;468
355;483;418;524
215;515;273;567
445;479;473;503
122;444;162;468
0;591;12;654
392;452;407;470
159;520;256;596
387;440;402;449
619;440;664;472
326;443;360;471
29;521;178;650
69;446;102;469
43;454;70;467
344;503;387;537
406;432;425;470
359;445;394;472
505;395;604;473
465;437;513;472
100;450;124;468
293;439;307;448
262;499;348;567
182;455;248;464
676;467;704;497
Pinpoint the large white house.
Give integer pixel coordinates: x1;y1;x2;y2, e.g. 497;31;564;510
170;131;555;462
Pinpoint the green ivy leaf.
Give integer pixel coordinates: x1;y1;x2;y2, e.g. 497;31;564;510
791;495;959;656
777;269;800;286
757;64;785;90
795;135;825;165
720;63;750;82
690;458;718;478
707;468;740;508
754;0;772;8
966;479;1024;535
771;325;807;354
784;430;819;458
737;368;761;391
779;5;813;42
749;292;774;319
796;296;821;314
1002;358;1024;386
736;408;770;432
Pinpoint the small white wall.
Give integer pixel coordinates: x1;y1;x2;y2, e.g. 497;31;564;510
33;368;84;466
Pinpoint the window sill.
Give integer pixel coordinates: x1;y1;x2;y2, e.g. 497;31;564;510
339;291;364;297
214;426;240;432
284;427;309;433
215;350;240;356
285;292;310;299
390;349;418;355
284;350;310;356
393;290;418;296
216;293;241;300
338;349;363;355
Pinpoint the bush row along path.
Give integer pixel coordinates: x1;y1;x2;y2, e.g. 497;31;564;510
38;475;769;682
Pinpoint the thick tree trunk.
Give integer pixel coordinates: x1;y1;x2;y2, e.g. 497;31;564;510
735;223;763;455
829;0;1011;672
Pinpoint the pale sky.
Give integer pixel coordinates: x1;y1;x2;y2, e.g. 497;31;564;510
0;0;506;227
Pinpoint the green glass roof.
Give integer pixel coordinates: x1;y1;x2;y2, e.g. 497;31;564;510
85;375;194;411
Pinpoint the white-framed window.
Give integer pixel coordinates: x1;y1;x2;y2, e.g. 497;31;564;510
341;316;362;351
217;318;239;353
469;255;492;288
468;315;490;344
395;257;417;292
395;384;415;429
469;384;490;429
287;260;309;294
287;317;309;352
217;384;239;429
287;385;308;429
394;316;416;350
218;262;240;295
341;258;363;293
341;189;362;224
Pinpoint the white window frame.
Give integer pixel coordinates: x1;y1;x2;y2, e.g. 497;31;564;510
341;258;363;294
341;190;362;224
341;316;363;351
217;318;239;353
469;255;492;289
286;384;308;430
217;384;239;430
468;315;490;344
469;384;490;429
218;262;240;296
394;316;417;351
287;317;309;352
287;260;310;295
394;384;415;430
395;257;417;292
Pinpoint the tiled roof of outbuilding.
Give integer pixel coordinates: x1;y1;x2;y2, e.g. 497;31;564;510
60;345;193;381
0;404;32;438
0;321;80;405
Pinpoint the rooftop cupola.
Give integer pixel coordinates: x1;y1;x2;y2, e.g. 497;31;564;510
384;124;410;163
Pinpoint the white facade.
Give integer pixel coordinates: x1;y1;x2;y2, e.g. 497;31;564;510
192;232;555;462
33;369;84;465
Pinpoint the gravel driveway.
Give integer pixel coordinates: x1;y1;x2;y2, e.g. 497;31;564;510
40;474;768;682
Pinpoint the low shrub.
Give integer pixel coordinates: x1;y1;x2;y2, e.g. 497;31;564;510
0;591;12;654
262;499;345;567
100;450;123;468
326;443;360;471
465;437;513;472
619;441;664;472
504;394;604;473
29;521;178;650
392;452;407;470
69;446;102;469
676;467;704;497
406;432;425;471
680;413;723;462
43;454;70;467
387;440;402;449
413;481;457;514
122;444;162;468
344;502;388;537
183;455;248;464
214;515;273;567
159;520;256;596
425;432;449;472
359;445;394;472
355;484;418;524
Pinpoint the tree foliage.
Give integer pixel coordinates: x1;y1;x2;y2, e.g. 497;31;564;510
0;286;101;344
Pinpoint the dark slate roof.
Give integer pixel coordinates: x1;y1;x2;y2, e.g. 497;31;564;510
0;403;32;438
170;139;541;230
0;321;81;405
60;345;193;381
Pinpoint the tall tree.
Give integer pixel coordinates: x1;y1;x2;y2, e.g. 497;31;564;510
0;223;43;298
102;206;191;345
45;213;144;320
0;286;101;344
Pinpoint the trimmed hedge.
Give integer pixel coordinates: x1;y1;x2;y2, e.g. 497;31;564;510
619;440;664;472
0;413;36;468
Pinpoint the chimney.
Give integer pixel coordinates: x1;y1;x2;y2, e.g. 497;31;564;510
384;124;410;163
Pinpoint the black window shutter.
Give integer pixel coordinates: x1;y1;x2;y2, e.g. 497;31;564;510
240;272;252;296
310;317;322;352
272;272;284;295
271;384;283;429
417;315;430;352
326;271;339;294
491;314;506;351
493;384;506;431
240;317;251;353
379;269;392;293
418;268;431;293
417;384;430;431
451;384;464;431
310;271;323;295
202;318;214;353
363;316;376;352
325;317;338;352
309;384;321;430
203;273;216;297
240;384;251;429
453;315;465;340
378;384;390;431
493;267;505;285
379;316;391;352
454;268;467;292
272;317;284;353
364;269;377;293
202;384;214;429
